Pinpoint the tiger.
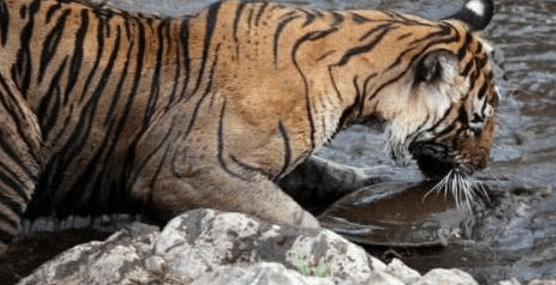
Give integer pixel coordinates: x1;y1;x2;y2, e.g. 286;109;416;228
0;0;499;255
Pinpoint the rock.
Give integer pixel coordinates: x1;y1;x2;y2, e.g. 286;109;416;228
17;222;160;285
412;269;478;285
15;208;554;285
17;209;390;285
385;258;421;284
152;208;380;281
190;262;341;285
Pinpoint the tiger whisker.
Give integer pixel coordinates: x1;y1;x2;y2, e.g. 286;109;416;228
423;170;489;210
422;169;453;202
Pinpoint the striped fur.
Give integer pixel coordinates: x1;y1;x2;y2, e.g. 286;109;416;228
0;0;498;254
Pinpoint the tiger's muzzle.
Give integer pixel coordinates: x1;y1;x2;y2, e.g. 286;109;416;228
409;142;490;181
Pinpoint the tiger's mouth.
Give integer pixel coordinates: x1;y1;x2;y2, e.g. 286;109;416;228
409;144;489;208
409;144;478;182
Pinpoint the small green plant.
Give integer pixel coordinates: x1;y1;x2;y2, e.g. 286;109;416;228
294;252;337;278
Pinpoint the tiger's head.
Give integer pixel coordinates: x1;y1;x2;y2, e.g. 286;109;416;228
329;0;498;203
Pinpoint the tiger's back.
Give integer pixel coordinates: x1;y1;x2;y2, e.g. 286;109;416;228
0;0;498;255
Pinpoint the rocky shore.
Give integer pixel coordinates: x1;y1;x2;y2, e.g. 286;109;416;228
15;209;556;285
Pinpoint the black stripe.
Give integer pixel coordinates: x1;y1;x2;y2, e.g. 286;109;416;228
0;77;40;178
143;19;168;130
394;12;434;27
275;121;291;179
467;68;479;92
481;97;489;114
397;32;412;40
108;16;148;205
458;105;469;127
65;9;89;101
0;164;28;205
385;26;457;73
337;25;394;66
191;1;221;95
0;188;24;218
0;0;9;46
408;23;453;46
83;40;135;203
104;18;133;126
406;113;431;144
13;0;40;97
461;57;474;77
300;9;316;27
166;20;180;106
358;23;391;42
476;56;488;70
477;82;488;100
350;12;370;24
292;29;343;150
49;25;122;198
331;12;344;25
434;119;459;138
217;98;246;180
358;73;376;117
45;1;62;23
230;155;268;177
38;57;67;139
130;118;173;189
255;2;268;26
372;39;461;102
316;50;335;62
328;65;343;102
19;3;25;19
273;15;300;66
79;13;105;103
457;31;472;60
185;43;221;138
179;18;190;100
146;145;171;205
246;6;254;29
232;2;247;57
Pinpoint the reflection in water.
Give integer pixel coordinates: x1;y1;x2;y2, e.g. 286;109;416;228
319;182;469;247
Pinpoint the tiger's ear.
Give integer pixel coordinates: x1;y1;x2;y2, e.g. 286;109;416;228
414;50;456;85
445;0;494;31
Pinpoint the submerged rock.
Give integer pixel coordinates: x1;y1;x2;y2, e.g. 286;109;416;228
18;209;483;285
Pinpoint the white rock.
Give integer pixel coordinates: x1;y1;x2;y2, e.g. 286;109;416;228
412;268;478;285
385;258;421;284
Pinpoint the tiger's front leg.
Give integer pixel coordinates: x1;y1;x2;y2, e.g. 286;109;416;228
129;103;319;228
131;162;319;227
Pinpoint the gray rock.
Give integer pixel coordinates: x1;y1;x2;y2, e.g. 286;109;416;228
153;209;380;281
16;209;535;285
190;262;341;285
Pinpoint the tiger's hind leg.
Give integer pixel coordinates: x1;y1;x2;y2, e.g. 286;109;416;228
0;76;42;256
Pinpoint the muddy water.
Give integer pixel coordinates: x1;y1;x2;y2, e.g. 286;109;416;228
2;0;555;284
